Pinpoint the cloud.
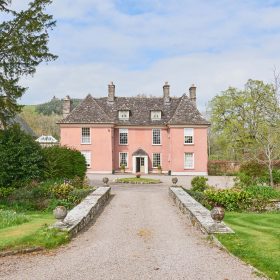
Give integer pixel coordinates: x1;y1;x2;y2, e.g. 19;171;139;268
3;0;280;108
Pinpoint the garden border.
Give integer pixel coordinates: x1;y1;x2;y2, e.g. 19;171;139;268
169;187;234;234
53;187;111;236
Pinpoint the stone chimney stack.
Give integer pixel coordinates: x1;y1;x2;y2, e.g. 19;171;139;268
189;84;196;105
63;95;71;118
163;81;170;103
108;81;115;102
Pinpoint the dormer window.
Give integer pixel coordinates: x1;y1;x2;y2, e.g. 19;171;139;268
118;110;129;120
151;111;161;120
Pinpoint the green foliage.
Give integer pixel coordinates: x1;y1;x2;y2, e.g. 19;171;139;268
0;187;15;198
0;125;44;187
191;176;209;192
209;79;280;165
202;186;280;211
0;0;57;126
217;212;280;280
115;177;161;184
20;105;61;139
0;209;30;229
42;146;87;180
204;188;251;211
0;178;93;211
51;183;74;199
35;98;81;116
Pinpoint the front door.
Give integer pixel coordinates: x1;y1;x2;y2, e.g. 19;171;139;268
136;157;141;172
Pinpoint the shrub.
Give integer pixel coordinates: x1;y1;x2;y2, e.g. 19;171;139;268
51;183;74;199
235;161;267;187
43;146;87;180
204;188;251;211
0;187;15;198
0;125;44;187
191;176;209;192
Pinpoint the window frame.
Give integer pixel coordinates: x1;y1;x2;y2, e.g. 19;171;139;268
118;110;129;120
81;151;91;168
184;152;194;169
119;128;128;145
119;152;128;168
81;127;91;144
152;153;161;168
184;128;194;145
151;111;162;120
152;128;161;145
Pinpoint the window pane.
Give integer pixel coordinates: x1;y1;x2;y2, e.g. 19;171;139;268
152;129;161;145
153;153;161;168
119;129;128;145
81;151;91;168
81;127;91;144
119;152;128;167
184;153;194;169
184;128;193;144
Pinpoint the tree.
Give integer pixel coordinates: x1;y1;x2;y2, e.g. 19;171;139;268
209;79;280;186
0;0;57;127
0;125;45;186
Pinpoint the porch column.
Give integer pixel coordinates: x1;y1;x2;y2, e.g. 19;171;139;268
144;156;148;174
132;156;136;173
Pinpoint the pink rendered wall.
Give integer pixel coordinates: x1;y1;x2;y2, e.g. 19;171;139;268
60;125;208;173
169;127;208;173
114;127;169;172
60;126;113;172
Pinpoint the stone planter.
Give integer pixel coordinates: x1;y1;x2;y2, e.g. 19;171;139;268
53;206;67;221
210;206;225;223
103;177;109;185
172;177;178;185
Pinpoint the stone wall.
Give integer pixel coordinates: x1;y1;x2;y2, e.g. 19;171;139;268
169;187;234;234
53;187;111;236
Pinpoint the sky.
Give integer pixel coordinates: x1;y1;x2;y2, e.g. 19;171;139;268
3;0;280;109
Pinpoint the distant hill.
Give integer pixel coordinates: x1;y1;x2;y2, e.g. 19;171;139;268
35;97;82;116
20;98;82;139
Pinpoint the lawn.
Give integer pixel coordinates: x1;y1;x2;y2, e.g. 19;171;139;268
115;177;161;184
216;212;280;280
0;211;69;251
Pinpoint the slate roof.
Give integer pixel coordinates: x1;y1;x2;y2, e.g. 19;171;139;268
59;94;210;126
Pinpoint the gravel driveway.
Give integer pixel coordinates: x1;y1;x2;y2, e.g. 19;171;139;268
0;185;260;280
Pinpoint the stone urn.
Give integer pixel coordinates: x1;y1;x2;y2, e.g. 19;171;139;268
172;177;178;185
136;172;141;178
53;206;67;221
103;177;109;185
210;206;225;223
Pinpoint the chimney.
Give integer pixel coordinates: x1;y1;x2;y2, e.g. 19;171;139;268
108;81;115;102
163;81;170;103
189;84;196;105
63;95;71;118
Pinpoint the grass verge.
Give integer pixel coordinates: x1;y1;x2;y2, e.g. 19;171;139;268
0;209;30;229
216;212;280;280
115;177;161;184
0;212;69;251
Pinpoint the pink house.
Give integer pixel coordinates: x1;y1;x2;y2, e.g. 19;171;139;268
58;82;210;175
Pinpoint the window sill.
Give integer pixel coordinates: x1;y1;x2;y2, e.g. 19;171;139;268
81;143;91;145
184;168;194;170
184;143;194;146
119;144;128;146
152;144;162;146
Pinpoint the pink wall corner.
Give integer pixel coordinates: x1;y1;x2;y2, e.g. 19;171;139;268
60;126;113;172
169;127;208;173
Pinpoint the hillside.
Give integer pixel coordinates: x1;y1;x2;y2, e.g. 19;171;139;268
20;98;81;139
